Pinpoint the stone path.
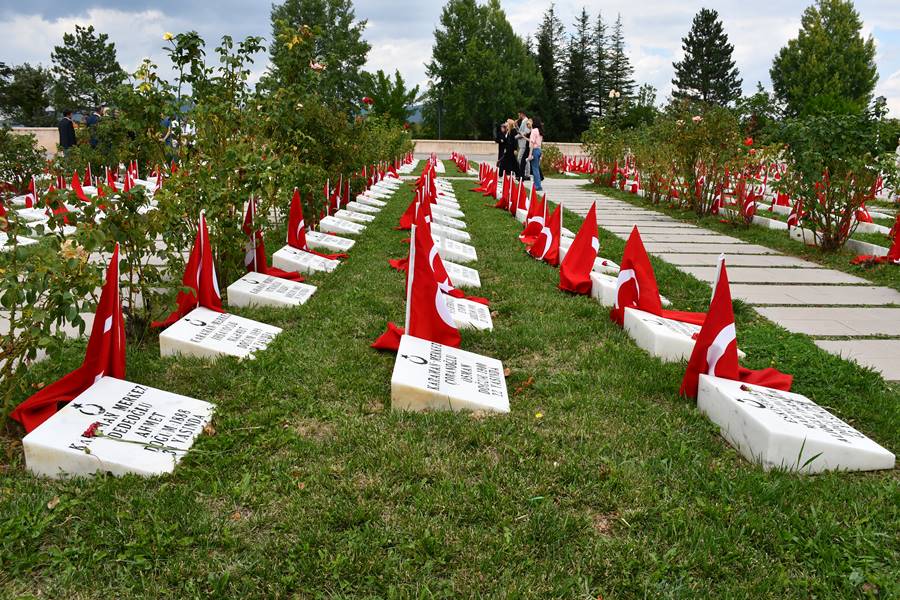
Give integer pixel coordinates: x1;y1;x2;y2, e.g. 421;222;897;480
538;177;900;381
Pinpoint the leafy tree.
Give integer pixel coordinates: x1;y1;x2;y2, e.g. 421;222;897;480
424;0;539;140
0;63;55;126
590;12;610;119
269;0;371;109
50;25;125;111
362;69;420;124
770;0;877;116
672;8;742;106
607;15;635;117
560;9;593;139
534;4;567;136
736;83;782;143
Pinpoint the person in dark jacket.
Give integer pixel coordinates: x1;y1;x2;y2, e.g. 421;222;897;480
495;122;508;163
58;110;76;153
85;105;105;148
498;118;519;178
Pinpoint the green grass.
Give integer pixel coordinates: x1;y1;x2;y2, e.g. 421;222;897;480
588;184;900;293
1;182;898;598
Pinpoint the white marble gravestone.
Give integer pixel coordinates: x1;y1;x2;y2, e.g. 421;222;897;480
334;209;375;224
590;273;672;307
558;245;620;275
391;335;509;413
16;207;53;222
622;308;745;363
159;307;282;360
356;195;386;208
443;260;481;288
306;230;355;253
0;233;38;250
272;245;339;274
345;201;380;214
431;222;471;242
22;376;214;479
227;272;317;308
431;212;467;230
444;295;493;330
697;374;895;473
319;216;365;235
431;203;465;219
433;235;478;263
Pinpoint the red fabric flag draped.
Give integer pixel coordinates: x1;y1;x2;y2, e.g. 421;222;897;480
71;171;89;202
528;204;561;266
679;257;793;398
11;244;126;433
242;197;304;282
287;188;346;260
559;202;599;295
152;211;225;328
520;193;547;245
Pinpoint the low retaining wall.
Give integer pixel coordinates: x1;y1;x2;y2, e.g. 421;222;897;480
9;127;58;156
413;139;586;157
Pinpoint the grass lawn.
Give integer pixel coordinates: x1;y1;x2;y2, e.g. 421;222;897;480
589;184;900;293
1;181;898;598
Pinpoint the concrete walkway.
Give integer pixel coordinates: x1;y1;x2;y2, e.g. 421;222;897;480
539;177;900;381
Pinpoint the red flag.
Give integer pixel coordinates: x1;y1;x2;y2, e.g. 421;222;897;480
11;244;126;432
680;257;792;398
106;168;118;193
528;204;561;266
26;176;37;208
71;171;89;202
559;203;599;295
288;188;346;260
243;197;304;281
519;193;546;245
152;211;225;328
786;200;803;228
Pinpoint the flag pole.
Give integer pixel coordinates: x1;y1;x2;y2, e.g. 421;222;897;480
405;223;416;331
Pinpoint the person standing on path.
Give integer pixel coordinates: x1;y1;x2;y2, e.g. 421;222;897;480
528;117;545;192
57;110;76;154
499;118;520;178
85;105;104;148
516;110;531;179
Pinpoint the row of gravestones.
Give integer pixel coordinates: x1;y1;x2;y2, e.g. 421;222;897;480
22;163;420;479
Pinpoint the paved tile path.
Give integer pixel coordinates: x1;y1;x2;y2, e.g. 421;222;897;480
537;177;900;381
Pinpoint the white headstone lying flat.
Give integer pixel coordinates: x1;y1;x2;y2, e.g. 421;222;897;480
366;190;392;199
16;207;52;222
444;260;481;288
227;272;317;308
431;222;471;242
698;374;895;473
589;272;671;307
623;308;744;362
558;245;620;275
345;201;380;214
27;220;78;237
319;216;365;235
334;209;375;224
561;227;576;239
432;203;465;219
0;233;38;250
391;335;509;413
22;376;214;479
306;230;355;253
436;198;460;210
444;295;493;330
357;196;386;209
516;208;528;223
431;212;467;230
159;307;281;360
433;235;477;263
272;245;339;274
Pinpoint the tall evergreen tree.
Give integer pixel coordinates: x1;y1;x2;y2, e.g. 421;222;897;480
425;0;539;139
590;12;610;119
672;8;742;106
50;25;125;110
770;0;877;116
534;4;566;135
561;9;593;139
269;0;371;108
0;63;55;126
606;15;635;117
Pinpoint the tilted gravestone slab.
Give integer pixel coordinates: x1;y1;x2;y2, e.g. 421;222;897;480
444;295;493;330
23;376;214;479
306;231;355;253
433;235;477;263
159;307;281;360
558;245;620;275
623;308;746;363
1;233;38;250
391;335;509;413
334;209;375;224
431;222;471;242
444;260;481;288
591;275;670;307
319;216;365;235
272;245;339;274
698;374;895;473
345;201;380;214
432;203;465;219
356;194;387;208
227;272;317;308
431;212;467;230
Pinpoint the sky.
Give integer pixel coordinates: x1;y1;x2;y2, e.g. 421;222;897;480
1;0;898;116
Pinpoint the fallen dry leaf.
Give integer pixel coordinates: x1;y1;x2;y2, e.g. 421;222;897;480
229;511;242;521
203;423;216;436
514;376;535;395
47;496;60;510
503;367;511;377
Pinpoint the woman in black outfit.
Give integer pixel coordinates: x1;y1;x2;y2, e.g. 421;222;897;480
498;118;519;178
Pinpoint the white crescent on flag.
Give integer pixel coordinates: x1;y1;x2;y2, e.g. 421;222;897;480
614;268;638;309
707;323;736;376
538;227;553;260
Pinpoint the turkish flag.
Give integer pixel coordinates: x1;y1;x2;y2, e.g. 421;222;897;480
680;257;792;398
83;164;92;187
611;226;705;326
11;244;126;432
519;193;546;245
152;211;225;328
106;167;118;192
243;197;304;282
559;202;599;295
288;188;346;260
528;204;561;266
71;171;89;202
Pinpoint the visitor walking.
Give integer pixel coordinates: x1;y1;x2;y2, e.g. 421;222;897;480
58;110;76;154
498;118;519;178
528;117;544;192
85;105;105;148
516;110;531;179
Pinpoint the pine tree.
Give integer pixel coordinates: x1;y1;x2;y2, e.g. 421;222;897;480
590;12;609;119
534;4;566;134
561;9;593;139
770;0;877;116
269;0;371;109
671;8;742;106
606;15;635;118
50;25;125;111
